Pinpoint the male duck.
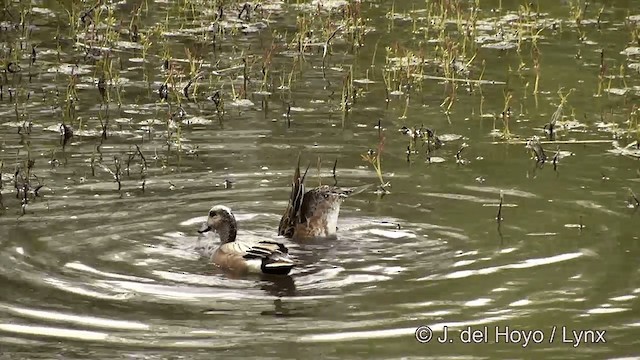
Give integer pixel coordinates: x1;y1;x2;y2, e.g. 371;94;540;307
278;157;368;240
198;205;295;275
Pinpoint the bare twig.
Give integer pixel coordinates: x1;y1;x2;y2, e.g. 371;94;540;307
286;103;291;128
628;187;640;208
496;191;504;222
322;25;344;67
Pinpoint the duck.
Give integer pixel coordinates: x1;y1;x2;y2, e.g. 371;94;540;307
278;156;369;240
197;205;295;275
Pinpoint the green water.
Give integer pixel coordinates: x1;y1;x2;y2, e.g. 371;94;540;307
0;0;639;359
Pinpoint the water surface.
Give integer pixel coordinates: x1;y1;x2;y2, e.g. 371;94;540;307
0;0;639;358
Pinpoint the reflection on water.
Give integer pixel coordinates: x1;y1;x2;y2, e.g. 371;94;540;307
0;0;639;359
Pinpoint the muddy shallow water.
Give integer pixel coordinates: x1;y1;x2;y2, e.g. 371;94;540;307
0;0;639;359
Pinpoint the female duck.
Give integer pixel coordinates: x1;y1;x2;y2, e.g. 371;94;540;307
198;205;295;275
278;157;368;240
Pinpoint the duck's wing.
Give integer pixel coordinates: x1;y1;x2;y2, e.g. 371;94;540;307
216;240;294;275
278;154;311;237
242;241;295;275
243;240;288;257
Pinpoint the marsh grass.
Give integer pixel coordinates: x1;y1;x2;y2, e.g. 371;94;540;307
362;121;390;194
0;0;638;216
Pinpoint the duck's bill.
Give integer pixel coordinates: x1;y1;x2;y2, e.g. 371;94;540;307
198;224;212;233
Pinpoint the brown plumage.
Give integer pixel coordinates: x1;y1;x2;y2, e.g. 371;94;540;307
278;156;367;240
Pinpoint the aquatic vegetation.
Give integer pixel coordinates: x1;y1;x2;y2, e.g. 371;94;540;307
362;121;390;194
0;1;640;358
608;140;640;159
525;136;546;165
627;187;640;208
0;0;637;218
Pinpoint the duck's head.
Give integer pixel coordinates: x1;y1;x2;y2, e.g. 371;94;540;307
198;205;237;243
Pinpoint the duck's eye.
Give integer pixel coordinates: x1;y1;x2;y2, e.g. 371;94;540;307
209;210;216;217
323;193;329;199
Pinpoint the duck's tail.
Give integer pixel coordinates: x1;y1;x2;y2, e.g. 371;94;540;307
261;259;295;275
278;154;310;238
245;241;295;275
